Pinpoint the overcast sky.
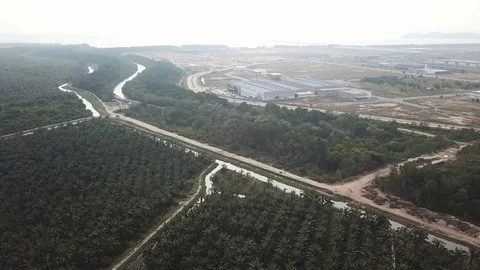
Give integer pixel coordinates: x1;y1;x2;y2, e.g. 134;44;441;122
1;0;479;47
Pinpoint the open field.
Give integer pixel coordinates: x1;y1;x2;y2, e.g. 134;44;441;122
253;60;394;80
285;96;480;127
441;72;480;80
356;81;470;98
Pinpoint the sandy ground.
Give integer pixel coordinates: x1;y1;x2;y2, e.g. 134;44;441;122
290;96;480;127
330;144;480;247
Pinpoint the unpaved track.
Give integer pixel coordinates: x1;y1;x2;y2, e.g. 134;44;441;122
108;65;480;248
331;144;480;247
112;111;480;246
0;117;93;139
110;166;208;270
186;64;478;131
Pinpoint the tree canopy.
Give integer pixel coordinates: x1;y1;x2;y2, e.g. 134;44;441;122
143;170;478;269
0;120;210;269
124;61;457;182
375;142;480;226
0;49;93;135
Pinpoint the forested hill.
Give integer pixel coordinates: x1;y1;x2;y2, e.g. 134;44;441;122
375;142;480;226
144;170;479;269
0;120;210;269
123;61;455;183
0;49;91;135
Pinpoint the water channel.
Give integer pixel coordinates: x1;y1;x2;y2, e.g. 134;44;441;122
113;64;469;252
113;63;146;100
58;83;100;117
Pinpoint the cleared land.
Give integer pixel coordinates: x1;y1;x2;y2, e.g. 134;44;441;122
254;60;395;80
285;96;480;127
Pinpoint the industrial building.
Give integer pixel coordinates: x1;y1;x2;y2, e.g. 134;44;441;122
471;90;480;101
414;65;448;75
433;59;480;68
226;76;372;101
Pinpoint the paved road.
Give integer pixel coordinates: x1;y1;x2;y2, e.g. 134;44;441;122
106;63;480;251
185;64;477;131
187;67;233;93
0;117;93;140
111;112;480;247
185;61;298;93
397;128;437;137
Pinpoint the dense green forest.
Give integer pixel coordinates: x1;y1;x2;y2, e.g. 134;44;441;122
72;59;136;101
143;170;479;269
0;52;84;103
0;49;94;135
123;61;455;182
10;44;139;102
375;142;480;226
0;95;91;135
0;120;210;269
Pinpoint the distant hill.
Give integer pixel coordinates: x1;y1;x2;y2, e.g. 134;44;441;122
403;32;480;39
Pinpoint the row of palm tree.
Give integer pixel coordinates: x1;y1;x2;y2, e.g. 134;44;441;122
0;120;210;269
144;171;480;269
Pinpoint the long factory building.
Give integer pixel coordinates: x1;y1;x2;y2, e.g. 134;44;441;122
227;76;372;101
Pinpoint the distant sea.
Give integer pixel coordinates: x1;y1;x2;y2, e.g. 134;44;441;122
271;38;480;47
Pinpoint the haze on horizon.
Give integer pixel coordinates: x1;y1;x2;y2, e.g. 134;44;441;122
1;0;479;47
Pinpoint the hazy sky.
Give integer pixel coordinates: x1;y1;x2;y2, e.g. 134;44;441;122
1;0;479;47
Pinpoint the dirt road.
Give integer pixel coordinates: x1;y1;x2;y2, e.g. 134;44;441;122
108;65;480;248
331;144;480;247
112;111;480;246
110;166;208;270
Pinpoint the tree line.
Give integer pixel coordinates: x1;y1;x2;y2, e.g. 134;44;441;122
375;142;480;226
143;170;479;269
0;120;210;269
0;49;94;135
123;61;457;182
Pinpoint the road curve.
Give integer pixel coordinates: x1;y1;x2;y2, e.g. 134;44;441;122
185;64;478;131
111;112;480;247
107;63;480;248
